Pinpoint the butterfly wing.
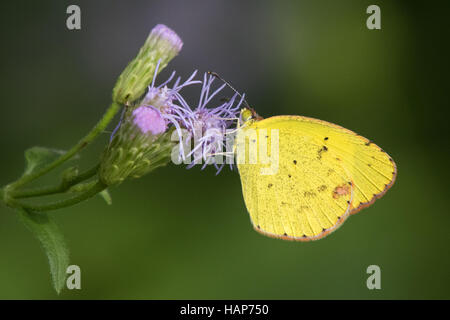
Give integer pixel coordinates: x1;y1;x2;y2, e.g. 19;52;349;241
277;115;398;215
236;115;396;241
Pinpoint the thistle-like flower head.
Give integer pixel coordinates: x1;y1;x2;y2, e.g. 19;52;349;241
138;70;244;172
102;59;244;185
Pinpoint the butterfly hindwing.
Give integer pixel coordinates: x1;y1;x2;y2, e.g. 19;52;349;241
236;115;396;241
274;116;397;214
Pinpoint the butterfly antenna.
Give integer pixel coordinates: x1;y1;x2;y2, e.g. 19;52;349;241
207;71;251;109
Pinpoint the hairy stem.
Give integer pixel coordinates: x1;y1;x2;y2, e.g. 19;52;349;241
8;102;120;190
10;180;107;212
11;164;100;199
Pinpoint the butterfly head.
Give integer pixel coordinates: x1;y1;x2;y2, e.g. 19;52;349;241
240;107;262;124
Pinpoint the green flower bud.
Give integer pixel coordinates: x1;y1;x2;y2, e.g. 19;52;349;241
112;24;183;104
99;105;175;186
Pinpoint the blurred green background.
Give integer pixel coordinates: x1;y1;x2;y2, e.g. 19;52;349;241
0;0;449;299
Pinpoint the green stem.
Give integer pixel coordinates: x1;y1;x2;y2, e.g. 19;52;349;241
11;180;107;212
11;164;100;199
12;185;62;199
8;102;120;190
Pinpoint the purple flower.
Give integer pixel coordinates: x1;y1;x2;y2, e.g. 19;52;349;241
152;70;243;172
149;24;183;53
132;106;167;135
116;61;244;173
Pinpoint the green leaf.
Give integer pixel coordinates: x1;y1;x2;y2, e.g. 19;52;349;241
23;146;80;177
16;208;70;294
23;147;66;176
99;189;112;205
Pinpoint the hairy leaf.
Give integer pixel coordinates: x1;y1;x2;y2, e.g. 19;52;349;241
23;147;66;176
16;208;69;294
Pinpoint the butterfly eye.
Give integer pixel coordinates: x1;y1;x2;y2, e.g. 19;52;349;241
241;108;253;122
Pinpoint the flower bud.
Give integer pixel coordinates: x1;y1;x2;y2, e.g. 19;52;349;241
99;106;175;186
112;24;183;104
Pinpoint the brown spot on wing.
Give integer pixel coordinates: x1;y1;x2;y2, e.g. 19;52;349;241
317;145;329;160
303;190;316;198
332;184;351;199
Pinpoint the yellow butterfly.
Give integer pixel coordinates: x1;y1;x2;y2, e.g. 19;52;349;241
235;107;397;241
